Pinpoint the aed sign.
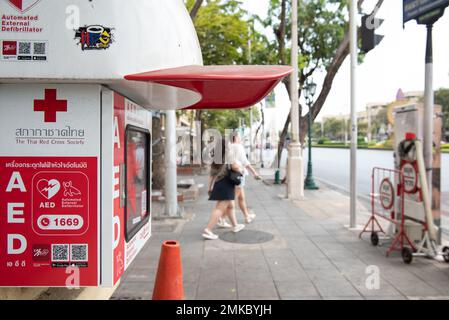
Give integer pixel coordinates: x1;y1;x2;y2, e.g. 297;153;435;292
0;84;100;286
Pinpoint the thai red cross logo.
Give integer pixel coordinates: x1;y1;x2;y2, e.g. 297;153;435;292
33;89;68;123
7;0;41;13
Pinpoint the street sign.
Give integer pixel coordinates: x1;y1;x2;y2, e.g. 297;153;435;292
402;162;419;194
403;0;449;24
379;178;395;210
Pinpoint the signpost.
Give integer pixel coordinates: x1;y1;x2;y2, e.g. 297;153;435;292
403;0;449;24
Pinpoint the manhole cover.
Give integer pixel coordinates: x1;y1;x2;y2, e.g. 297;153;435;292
219;230;274;244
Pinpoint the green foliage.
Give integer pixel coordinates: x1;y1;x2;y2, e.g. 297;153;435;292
322;117;347;141
265;0;348;77
368;107;388;138
435;88;449;141
358;121;368;138
184;0;354;133
312;122;322;137
382;139;393;149
181;0;268;131
201;108;260;133
317;137;330;145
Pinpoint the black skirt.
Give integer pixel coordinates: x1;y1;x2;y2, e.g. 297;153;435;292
209;177;235;201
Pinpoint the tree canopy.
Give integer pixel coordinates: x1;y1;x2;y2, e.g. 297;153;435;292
183;0;384;144
183;0;268;132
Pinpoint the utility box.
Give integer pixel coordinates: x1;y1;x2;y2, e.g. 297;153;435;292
0;84;152;287
393;103;442;237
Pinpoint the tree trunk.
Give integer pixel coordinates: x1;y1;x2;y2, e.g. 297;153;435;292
275;0;384;155
189;0;204;20
152;115;165;190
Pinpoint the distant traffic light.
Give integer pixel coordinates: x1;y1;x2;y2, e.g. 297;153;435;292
361;14;384;54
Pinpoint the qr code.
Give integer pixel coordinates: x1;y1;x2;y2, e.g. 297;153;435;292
52;244;69;262
33;42;46;55
18;42;31;55
70;244;88;262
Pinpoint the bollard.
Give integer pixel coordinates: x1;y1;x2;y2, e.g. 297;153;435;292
274;169;281;185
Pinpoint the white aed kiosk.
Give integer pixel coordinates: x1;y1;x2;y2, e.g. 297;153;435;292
0;0;292;287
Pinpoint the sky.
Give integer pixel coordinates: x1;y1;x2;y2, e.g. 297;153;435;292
241;0;449;125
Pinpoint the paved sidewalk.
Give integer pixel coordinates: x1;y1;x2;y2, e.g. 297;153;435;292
111;173;449;300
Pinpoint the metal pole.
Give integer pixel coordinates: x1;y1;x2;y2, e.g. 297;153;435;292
290;0;299;144
164;110;178;217
249;107;253;163
424;24;434;204
261;104;264;168
286;0;304;199
349;0;358;228
367;105;372;143
305;99;318;190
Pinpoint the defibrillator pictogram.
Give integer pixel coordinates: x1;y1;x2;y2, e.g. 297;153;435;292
6;0;42;13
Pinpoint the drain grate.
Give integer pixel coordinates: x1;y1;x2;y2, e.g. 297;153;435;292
219;230;274;244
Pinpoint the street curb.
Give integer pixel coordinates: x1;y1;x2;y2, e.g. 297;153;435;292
314;177;371;206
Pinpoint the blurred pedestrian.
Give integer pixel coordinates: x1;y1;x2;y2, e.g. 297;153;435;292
203;139;245;240
218;130;262;227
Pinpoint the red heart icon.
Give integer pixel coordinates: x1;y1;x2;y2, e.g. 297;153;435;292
37;179;61;200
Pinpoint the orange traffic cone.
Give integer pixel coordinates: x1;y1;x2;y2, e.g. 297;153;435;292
152;240;184;300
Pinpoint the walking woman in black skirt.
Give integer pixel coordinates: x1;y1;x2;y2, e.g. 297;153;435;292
203;139;245;240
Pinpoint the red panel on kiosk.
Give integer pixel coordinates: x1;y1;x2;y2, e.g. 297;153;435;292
0;85;101;287
124;65;293;109
0;157;98;286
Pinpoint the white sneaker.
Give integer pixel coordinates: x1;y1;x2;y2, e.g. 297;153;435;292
245;213;257;224
217;219;232;229
202;229;219;240
232;224;245;233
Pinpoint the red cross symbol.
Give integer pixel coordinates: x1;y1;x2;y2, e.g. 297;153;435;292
34;89;68;123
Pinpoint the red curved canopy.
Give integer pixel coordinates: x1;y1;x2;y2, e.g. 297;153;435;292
125;65;293;110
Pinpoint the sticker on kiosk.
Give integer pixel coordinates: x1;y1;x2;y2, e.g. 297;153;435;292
0;157;98;286
32;172;89;235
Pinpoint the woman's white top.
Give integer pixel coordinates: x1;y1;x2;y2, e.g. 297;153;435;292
227;142;250;176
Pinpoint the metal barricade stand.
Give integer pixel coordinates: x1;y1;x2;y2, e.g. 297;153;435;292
360;165;449;264
359;167;417;263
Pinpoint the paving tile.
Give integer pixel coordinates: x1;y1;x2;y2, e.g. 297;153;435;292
184;281;198;300
196;280;237;300
112;174;449;301
237;279;279;299
275;280;320;298
199;266;236;283
366;296;407;300
307;271;362;298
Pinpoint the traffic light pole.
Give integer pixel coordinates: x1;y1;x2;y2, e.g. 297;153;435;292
424;23;433;214
417;8;445;243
